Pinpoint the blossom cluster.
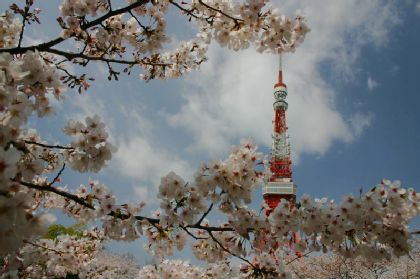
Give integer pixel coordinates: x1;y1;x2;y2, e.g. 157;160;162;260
267;179;419;259
0;190;56;258
143;225;188;257
80;250;141;279
287;245;420;279
42;180;141;224
138;259;238;279
60;0;107;18
194;139;263;210
242;251;292;279
0;47;114;258
192;230;228;263
191;0;310;53
0;11;22;48
1;228;104;278
63;116;115;172
0;50;68;257
55;0;309;82
158;171;207;227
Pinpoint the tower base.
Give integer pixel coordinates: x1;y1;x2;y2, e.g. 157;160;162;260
263;179;296;196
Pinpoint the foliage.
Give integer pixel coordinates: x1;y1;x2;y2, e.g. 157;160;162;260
44;223;85;240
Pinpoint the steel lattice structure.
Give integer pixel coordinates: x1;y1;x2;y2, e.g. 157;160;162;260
263;55;297;213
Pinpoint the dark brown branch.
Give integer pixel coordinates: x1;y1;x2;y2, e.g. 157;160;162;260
195;203;213;226
198;0;242;26
128;10;149;32
19;180;96;210
19;179;162;225
24;140;74;150
48;163;66;187
17;4;29;47
23;239;63;255
18;180;236;233
208;231;255;267
18;180;272;267
188;224;234;232
0;0;150;55
169;0;198;19
286;251;312;265
47;48;171;67
180;226;208;240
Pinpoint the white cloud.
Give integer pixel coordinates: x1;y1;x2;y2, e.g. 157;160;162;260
133;186;151;203
114;135;191;184
112;110;192;203
61;90;192;205
416;2;420;14
65;93;107;120
367;76;379;91
167;0;399;160
350;112;374;138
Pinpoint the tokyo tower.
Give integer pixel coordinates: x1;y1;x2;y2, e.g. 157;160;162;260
263;55;297;214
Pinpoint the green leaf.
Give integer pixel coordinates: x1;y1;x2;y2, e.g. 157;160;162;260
44;223;85;240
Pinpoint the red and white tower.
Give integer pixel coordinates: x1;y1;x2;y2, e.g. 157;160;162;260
263;55;297;214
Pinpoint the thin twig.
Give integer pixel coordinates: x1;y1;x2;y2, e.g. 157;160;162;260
18;2;31;47
19;180;96;209
286;251;312;265
169;0;198;19
208;231;255;267
23;239;63;255
48;163;66;187
18;18;26;47
198;0;242;26
180;226;208;240
195;203;213;226
47;48;171;67
24;140;74;150
19;179;238;233
128;10;149;31
188;224;234;232
19;180;235;236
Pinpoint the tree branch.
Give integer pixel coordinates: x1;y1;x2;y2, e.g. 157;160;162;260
18;180;236;233
23;239;63;255
19;180;96;210
188;224;234;232
48;163;66;187
169;0;198;19
286;251;312;265
198;0;242;26
17;3;29;47
208;231;255;267
195;203;213;226
128;10;149;32
180;226;208;240
47;48;171;67
24;140;74;150
0;0;150;55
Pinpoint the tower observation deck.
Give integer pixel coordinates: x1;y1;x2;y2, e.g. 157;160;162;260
263;55;297;212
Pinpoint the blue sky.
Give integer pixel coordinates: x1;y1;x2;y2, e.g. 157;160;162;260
2;0;420;264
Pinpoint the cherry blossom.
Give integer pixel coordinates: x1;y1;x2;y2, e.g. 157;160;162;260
0;1;418;278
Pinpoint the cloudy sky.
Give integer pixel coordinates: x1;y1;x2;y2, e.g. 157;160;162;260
2;0;420;263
